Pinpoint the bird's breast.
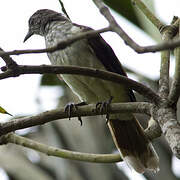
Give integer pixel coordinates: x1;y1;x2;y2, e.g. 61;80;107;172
45;29;131;108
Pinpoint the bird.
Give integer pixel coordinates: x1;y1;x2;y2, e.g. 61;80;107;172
24;9;159;173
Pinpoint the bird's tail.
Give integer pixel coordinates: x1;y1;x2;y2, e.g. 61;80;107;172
108;116;159;173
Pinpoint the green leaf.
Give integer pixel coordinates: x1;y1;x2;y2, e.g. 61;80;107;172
0;106;12;116
104;0;141;28
40;74;65;86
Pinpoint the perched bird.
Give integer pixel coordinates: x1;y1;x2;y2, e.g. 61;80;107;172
24;9;159;173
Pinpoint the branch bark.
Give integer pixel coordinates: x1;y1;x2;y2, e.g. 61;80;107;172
155;107;180;158
158;23;179;98
0;102;151;136
168;22;180;104
0;133;122;163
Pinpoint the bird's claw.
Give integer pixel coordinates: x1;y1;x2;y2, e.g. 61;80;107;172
65;103;77;120
96;96;113;124
65;102;87;126
78;116;83;126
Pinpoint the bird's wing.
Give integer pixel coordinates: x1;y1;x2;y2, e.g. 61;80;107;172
74;24;136;102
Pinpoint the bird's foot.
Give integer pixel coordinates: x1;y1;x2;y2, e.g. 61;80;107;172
96;96;113;124
65;102;87;126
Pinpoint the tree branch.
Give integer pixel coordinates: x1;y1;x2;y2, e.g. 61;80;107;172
168;24;180;104
0;47;18;69
158;21;179;99
0;27;111;56
156;107;180;158
0;133;122;163
154;18;180;159
92;0;142;50
159;50;170;98
0;102;151;136
0;18;179;58
58;0;70;19
2;36;180;56
0;65;161;104
92;0;178;54
0;7;178;59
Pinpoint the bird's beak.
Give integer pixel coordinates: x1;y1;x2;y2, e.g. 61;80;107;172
23;30;34;42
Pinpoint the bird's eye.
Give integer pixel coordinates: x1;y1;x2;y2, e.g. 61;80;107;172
29;19;38;26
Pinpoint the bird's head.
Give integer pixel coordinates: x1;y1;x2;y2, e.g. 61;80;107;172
24;9;69;42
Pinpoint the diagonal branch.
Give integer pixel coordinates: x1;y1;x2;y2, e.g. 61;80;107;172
92;0;142;51
0;102;151;136
2;36;180;56
0;9;178;58
58;0;70;19
0;27;111;56
0;65;161;104
0;47;18;68
92;0;173;55
0;18;178;57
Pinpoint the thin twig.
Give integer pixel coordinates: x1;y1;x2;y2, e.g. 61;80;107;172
0;102;151;136
0;27;111;56
0;65;161;104
1;133;121;163
0;47;18;68
3;36;180;56
158;22;179;98
58;0;70;19
159;50;170;98
0;1;178;59
92;0;144;51
0;25;180;58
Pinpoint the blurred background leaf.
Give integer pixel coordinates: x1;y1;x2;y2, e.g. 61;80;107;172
40;74;65;86
0;106;12;116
